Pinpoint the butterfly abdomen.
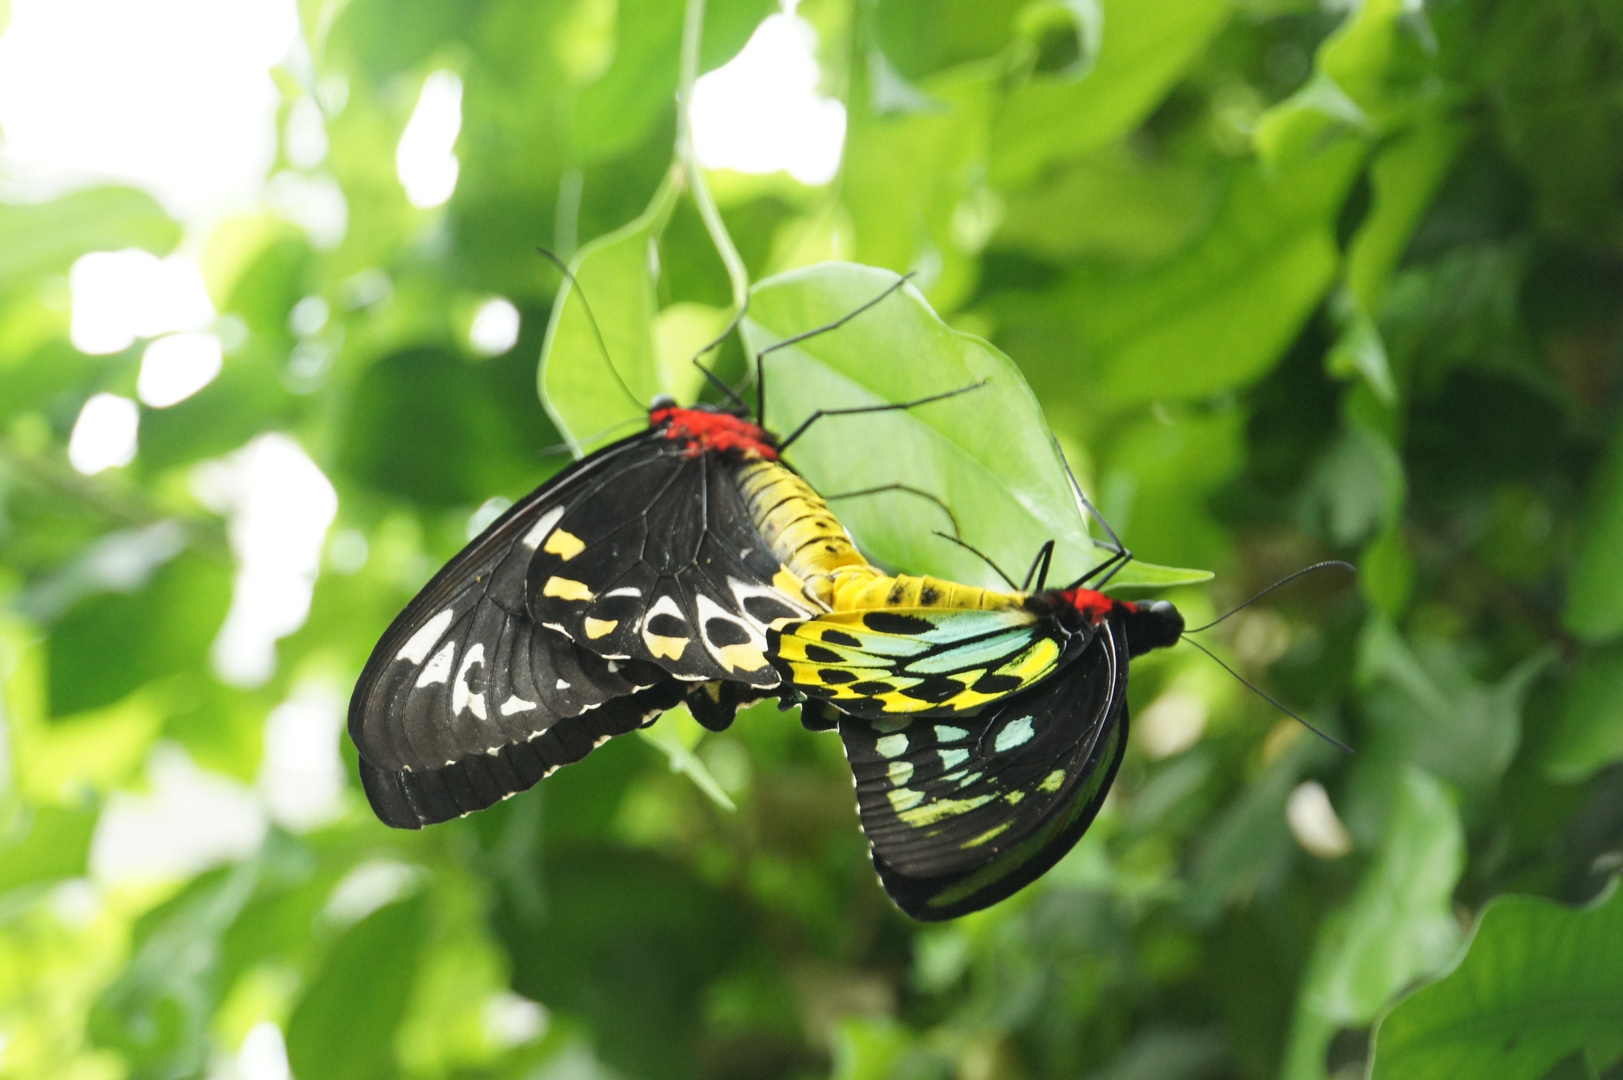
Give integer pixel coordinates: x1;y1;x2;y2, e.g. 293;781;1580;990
825;570;1021;614
734;460;870;594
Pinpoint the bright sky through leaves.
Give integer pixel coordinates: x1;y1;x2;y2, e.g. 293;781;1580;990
690;11;846;184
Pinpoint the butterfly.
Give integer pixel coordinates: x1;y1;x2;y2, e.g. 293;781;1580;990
349;399;868;827
820;597;1184;919
767;542;1185;718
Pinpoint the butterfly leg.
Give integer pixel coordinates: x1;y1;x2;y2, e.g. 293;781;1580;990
776;380;987;452
754;274;913;423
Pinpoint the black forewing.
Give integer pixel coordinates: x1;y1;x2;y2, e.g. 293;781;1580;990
839;619;1131;921
348;431;676;778
528;447;817;685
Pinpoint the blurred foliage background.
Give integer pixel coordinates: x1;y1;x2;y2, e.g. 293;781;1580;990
3;0;1623;1078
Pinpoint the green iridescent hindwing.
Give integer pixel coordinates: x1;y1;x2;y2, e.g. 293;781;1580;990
769;606;1074;717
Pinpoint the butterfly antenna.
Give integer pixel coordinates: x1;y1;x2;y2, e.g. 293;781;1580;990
755;273;913;427
537;246;644;413
1182;636;1354;754
1184;561;1356;634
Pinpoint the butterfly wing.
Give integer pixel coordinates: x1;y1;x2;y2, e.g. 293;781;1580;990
349;435;676;778
527;450;819;684
837;619;1129;921
769;606;1084;717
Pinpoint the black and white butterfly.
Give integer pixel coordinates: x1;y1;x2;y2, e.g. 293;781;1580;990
350;402;845;828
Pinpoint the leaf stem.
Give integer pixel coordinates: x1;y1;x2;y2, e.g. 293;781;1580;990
677;0;750;314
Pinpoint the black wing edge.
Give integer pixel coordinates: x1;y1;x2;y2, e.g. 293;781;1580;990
872;713;1127;921
357;675;788;829
347;431;658;766
866;628;1132;922
358;681;687;828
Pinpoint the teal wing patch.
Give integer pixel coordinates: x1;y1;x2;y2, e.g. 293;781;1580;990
837;621;1128;921
768;606;1084;717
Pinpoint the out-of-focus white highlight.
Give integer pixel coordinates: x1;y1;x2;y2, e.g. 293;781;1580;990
265;170;349;249
484;992;549;1048
138;332;223;407
259;684;346;831
1287;780;1354;859
397;70;463;208
323;860;423;927
68;393;139;475
1137;688;1209;759
238;1021;291;1080
70;250;215;355
469;297;521;356
195;434;338;686
288;294;330;337
0;0;298;218
284;95;329;169
91;743;267;884
690;13;846;185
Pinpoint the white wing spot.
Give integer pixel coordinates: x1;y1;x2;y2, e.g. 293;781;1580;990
936;725;969;743
604;586;642;599
521;505;566;550
416;641;456;687
994;715;1036;753
396;608;454;664
452;643;488;720
887;760;914;786
500;696;536;716
876;733;908;758
938;747;970;771
555;678;571;690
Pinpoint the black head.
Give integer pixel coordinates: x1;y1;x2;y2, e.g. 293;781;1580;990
649;393;677;413
1122;599;1183;658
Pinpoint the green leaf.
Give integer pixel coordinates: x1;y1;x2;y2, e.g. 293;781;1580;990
989;0;1231;188
1081;145;1365;402
1566;422;1623;642
1281;767;1464;1080
286;895;428;1080
48;550;232;718
539;174;681;453
91;860;262;1079
572;0;777;162
0;805;97;893
1369;883;1623;1080
1545;643;1623;783
1353;620;1553;812
637;707;736;812
743;261;1210;590
0;187;181;293
870;0;1027;83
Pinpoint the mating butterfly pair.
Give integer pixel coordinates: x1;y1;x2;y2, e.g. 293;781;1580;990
348;289;1188;921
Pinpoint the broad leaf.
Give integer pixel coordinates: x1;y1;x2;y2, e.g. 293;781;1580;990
539;175;681;453
1567;423;1623;642
0;186;180;293
744;261;1210;590
1370;884;1623;1080
1281;767;1464;1080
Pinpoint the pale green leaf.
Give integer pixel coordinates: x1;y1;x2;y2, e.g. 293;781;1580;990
1567;423;1623;642
1545;643;1623;783
744;261;1210;590
1370;883;1623;1080
1282;767;1464;1080
990;0;1231;188
539;175;681;453
638;707;736;812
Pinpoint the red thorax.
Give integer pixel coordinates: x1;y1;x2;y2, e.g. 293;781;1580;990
651;406;780;460
1057;587;1131;625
